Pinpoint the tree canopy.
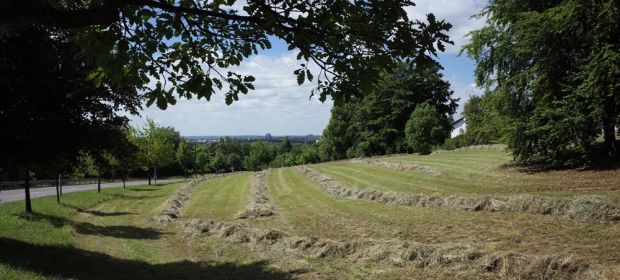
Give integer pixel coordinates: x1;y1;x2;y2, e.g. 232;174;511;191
2;0;452;107
319;63;456;159
0;27;139;179
405;102;447;154
463;0;620;166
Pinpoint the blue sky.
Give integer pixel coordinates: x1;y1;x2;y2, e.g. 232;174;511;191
130;0;486;136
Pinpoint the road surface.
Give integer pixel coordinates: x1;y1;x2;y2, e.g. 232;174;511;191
0;179;186;204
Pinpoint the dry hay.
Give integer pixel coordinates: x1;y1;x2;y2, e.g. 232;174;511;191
350;158;443;176
179;218;605;279
235;171;277;219
298;167;620;222
152;173;233;224
434;144;507;153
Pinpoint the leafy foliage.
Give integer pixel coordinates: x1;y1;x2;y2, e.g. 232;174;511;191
319;63;456;159
134;119;181;175
463;0;620;166
405;102;448;154
0;27;140;180
3;0;452;107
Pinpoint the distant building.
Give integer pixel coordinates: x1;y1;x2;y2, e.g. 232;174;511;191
451;117;466;138
265;133;272;141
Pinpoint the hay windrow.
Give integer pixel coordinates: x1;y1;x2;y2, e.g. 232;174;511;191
152;173;233;224
235;171;277;219
350;158;443;176
434;144;507;153
179;218;605;279
298;166;620;222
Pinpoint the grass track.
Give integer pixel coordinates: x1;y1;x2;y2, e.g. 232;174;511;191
183;173;252;221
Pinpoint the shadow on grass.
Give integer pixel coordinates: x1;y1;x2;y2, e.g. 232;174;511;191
0;237;299;280
15;213;165;240
127;188;158;192
61;204;135;217
107;193;167;200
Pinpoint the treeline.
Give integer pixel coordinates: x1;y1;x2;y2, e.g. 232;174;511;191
189;137;321;173
318;63;458;160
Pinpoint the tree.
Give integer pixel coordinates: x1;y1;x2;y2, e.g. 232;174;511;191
226;154;243;172
0;27;140;212
281;137;292;153
195;152;210;173
461;93;512;145
136;119;180;185
210;152;227;174
320;63;456;159
463;0;620;166
244;142;274;171
405;102;449;155
176;140;194;177
2;0;452;107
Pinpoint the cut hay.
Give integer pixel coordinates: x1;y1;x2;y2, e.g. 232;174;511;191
434;144;507;153
298;167;620;222
350;158;443;176
235;171;277;219
179;218;605;279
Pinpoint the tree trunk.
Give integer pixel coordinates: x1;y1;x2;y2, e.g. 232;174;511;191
59;174;63;196
55;175;60;204
603;97;618;163
123;176;126;189
148;170;151;185
154;166;157;185
24;169;32;213
97;173;101;193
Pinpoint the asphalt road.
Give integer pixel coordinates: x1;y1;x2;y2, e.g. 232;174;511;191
0;178;186;204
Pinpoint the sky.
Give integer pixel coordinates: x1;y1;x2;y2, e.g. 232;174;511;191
130;0;487;136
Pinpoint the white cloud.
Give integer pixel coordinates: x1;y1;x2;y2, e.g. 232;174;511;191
406;0;487;53
130;52;332;136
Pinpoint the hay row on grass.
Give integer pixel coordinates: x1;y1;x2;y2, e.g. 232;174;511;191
434;144;507;153
298;167;620;222
350;159;443;176
152;174;232;224
179;218;605;279
235;171;277;219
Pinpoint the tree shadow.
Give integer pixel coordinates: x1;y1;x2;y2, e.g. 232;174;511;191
61;203;135;217
127;188;157;192
15;212;166;240
109;193;167;200
0;237;300;280
73;222;166;240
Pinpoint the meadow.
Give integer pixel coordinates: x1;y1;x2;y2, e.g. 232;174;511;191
2;147;619;279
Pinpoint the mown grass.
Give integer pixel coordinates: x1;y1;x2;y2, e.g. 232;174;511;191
183;173;252;221
256;168;620;265
2;151;620;279
0;181;294;279
312;150;620;201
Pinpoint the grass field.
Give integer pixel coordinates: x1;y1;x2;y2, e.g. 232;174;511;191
1;149;619;279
